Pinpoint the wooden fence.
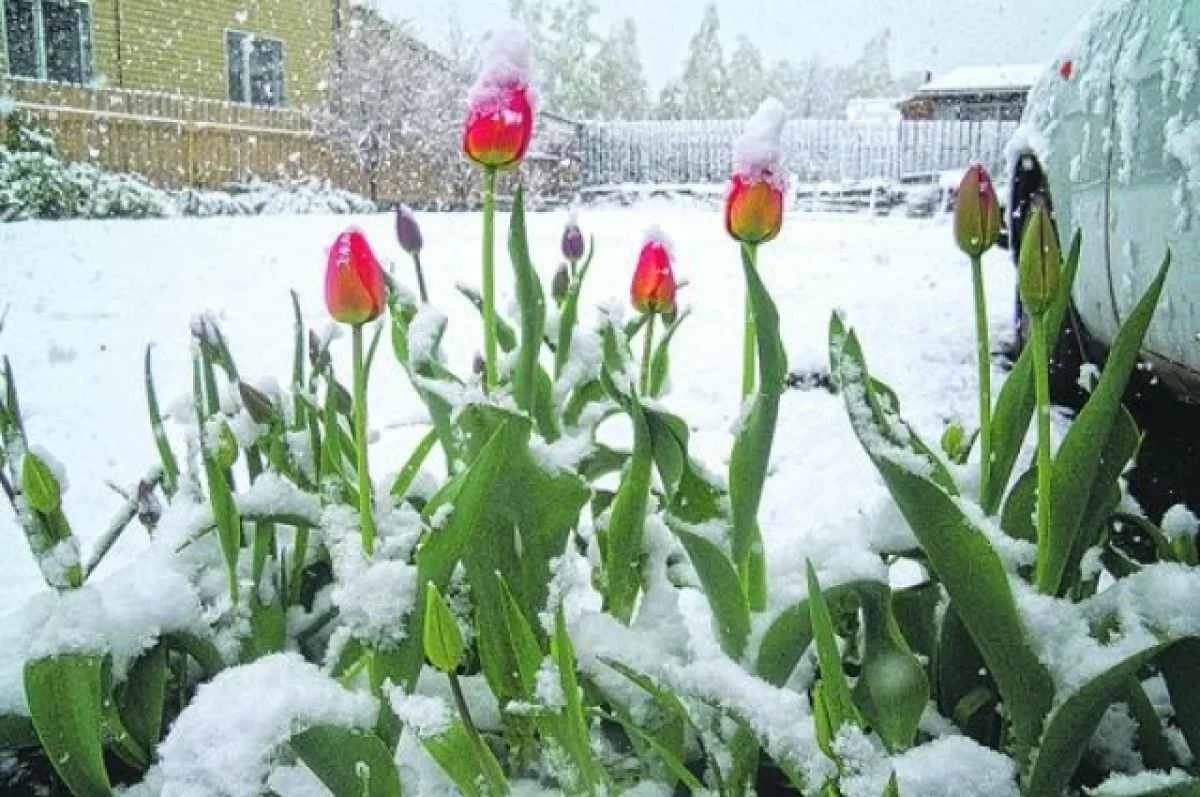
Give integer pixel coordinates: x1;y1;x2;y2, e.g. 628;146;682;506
580;118;1021;187
0;76;455;203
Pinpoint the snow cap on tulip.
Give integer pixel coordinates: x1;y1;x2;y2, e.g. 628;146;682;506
631;226;677;316
463;26;538;169
325;228;386;325
726;98;788;245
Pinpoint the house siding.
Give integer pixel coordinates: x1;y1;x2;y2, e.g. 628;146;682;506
2;0;334;107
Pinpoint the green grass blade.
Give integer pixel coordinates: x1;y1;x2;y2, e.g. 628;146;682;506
805;561;861;733
389;428;439;500
649;309;690;399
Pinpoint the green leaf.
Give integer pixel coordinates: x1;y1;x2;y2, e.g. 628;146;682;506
555;238;596;380
21;450;61;514
729;248;786;610
161;631;225;677
1027;637;1196;797
649;309;690;399
420;718;509;797
424;584;465;673
806;561;861;733
853;589;928;752
456;283;518;353
1000;465;1039;544
756;580;872;687
1159;639;1200;764
590;707;704;792
507;185;546;424
1090;776;1200;797
936;607;999;747
24;654;112;797
0;714;39;749
644;406;688;504
497;575;543;699
116;644;167;756
673;528;751;659
983;230;1081;514
831;313;1051;760
1124;677;1175;772
1039;251;1170;595
201;437;242;605
144;346;179;497
291;725;401;797
604;391;653;624
551;606;607;794
383;422;512;690
389;428;439;500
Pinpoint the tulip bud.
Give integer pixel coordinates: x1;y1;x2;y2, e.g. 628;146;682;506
1018;201;1062;317
238;381;277;426
561;217;585;263
463;29;536;170
725;174;785;245
631;232;677;316
325;229;386;326
551;263;570;305
395;204;423;255
954;164;1002;258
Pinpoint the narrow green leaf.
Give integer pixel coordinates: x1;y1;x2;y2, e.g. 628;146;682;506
590;707;704;792
456;282;518;353
552;606;606;794
984;230;1081;514
507;185;546;421
605;392;653;624
291;725;401;797
116;644;167;756
0;714;39;749
674;528;751;659
1091;776;1200;797
554;237;596;379
649;309;690;398
1040;251;1171;595
161;631;225;676
424;584;465;673
421;718;509;797
1027;638;1193;797
644;406;688;504
806;561;860;733
144;346;179;497
1124;678;1175;772
497;575;543;699
1159;639;1200;764
24;654;112;797
389;428;439;500
729;248;786;609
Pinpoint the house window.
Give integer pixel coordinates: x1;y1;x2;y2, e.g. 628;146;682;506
3;0;93;84
226;31;285;107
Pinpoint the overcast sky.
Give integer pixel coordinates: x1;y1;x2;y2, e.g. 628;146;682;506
374;0;1098;88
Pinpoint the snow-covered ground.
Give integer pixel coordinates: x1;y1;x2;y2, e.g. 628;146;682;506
0;206;1018;607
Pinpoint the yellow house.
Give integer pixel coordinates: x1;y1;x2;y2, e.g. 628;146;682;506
0;0;339;108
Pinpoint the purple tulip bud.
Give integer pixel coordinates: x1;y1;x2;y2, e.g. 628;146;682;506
561;214;585;263
395;204;423;255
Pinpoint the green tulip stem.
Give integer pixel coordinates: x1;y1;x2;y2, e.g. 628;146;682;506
742;243;759;399
640;312;656;396
970;253;993;501
481;167;499;392
411;251;429;305
1032;313;1053;590
352;324;375;556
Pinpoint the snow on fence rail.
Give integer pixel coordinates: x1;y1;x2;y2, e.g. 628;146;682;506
579;119;1020;187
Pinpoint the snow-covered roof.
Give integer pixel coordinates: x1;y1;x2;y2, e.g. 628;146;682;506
915;64;1047;96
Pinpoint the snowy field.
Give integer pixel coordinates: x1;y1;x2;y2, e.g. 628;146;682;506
0;206;1019;608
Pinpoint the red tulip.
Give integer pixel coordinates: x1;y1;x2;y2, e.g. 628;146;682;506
463;82;535;169
631;237;677;315
725;173;785;245
325;229;386;325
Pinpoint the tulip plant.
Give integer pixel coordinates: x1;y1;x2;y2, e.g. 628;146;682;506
3;31;1200;797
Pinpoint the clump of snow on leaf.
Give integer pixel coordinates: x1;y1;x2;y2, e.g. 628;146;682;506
733;97;789;191
156;653;377;797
